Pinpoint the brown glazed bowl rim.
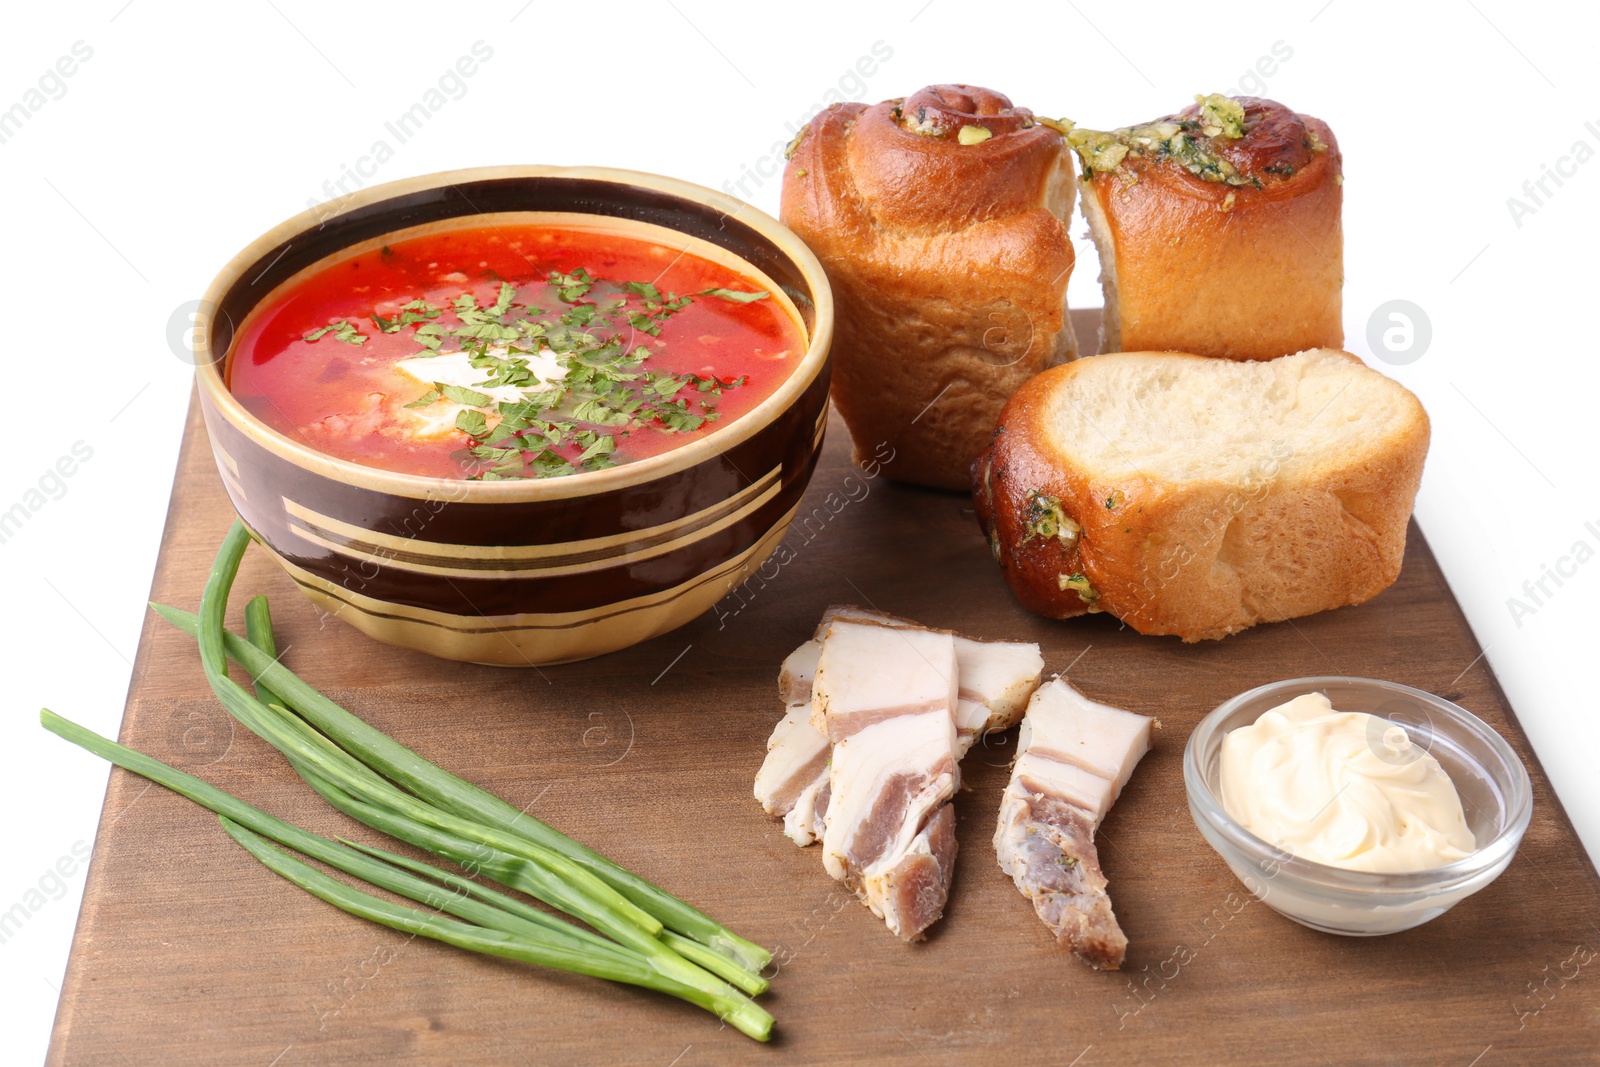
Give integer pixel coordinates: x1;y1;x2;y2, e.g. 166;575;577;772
194;165;834;503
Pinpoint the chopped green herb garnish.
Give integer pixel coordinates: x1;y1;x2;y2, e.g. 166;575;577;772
627;312;663;337
455;408;489;437
373;299;443;334
1195;93;1247;139
362;269;759;479
303;320;366;345
438;383;495;408
1058;572;1102;607
1068;95;1265;189
575;434;616;467
550;268;594;304
1022;490;1082;547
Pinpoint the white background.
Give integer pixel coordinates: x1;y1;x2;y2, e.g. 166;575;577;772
3;2;1596;1062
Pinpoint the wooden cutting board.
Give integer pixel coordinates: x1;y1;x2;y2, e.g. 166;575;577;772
49;360;1600;1065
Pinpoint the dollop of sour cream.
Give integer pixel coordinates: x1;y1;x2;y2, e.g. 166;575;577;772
1219;692;1477;873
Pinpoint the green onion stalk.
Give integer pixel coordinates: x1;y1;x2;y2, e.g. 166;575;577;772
196;522;767;1031
183;537;664;945
38;711;747;1027
292;759;770;997
154;529;770;973
243;595;286;710
41;520;776;1040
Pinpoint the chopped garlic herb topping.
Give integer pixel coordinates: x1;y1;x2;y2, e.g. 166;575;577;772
1066;94;1263;188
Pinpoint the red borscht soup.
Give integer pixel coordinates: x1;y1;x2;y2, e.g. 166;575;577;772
228;221;804;480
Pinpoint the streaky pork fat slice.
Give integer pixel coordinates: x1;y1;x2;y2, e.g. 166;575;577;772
753;702;829;820
754;607;1043;848
778;639;822;704
757;637;831;844
812;618;960;941
995;677;1152;969
824;605;1043;742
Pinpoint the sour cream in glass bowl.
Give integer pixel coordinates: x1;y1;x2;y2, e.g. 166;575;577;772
1183;676;1532;936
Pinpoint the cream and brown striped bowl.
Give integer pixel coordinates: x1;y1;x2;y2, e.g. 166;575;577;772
193;166;833;666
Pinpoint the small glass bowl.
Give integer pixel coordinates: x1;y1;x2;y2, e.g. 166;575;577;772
1183;676;1532;936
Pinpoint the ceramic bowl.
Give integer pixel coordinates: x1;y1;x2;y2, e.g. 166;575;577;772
193;166;833;665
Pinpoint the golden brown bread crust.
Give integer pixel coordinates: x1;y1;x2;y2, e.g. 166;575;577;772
971;351;1430;642
781;85;1077;490
1080;97;1343;361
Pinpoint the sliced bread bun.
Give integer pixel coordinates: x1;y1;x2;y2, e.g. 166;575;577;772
971;349;1429;641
